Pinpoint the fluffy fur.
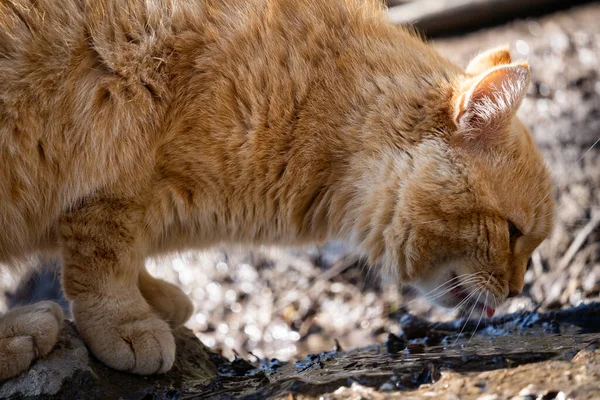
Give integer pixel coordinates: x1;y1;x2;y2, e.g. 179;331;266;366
0;0;554;380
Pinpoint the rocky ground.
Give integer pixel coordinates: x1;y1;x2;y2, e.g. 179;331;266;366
2;302;598;399
1;2;599;399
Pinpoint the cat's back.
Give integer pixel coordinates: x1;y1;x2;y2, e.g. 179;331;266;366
0;0;85;96
0;0;178;260
0;0;457;258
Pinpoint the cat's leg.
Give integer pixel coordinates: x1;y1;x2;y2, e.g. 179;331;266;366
60;198;175;374
139;269;194;328
0;301;64;381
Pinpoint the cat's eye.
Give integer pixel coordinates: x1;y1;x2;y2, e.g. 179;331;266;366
508;220;523;241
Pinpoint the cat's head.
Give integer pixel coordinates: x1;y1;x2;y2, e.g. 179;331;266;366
396;48;555;316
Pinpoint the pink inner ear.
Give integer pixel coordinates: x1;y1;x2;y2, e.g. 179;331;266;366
454;64;530;134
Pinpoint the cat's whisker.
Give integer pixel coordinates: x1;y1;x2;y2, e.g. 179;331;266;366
372;274;485;324
545;137;599;184
533;190;554;211
576;137;600;164
466;301;487;348
427;288;480;330
451;287;484;349
465;277;492;348
412;273;474;297
449;276;490;347
440;280;488;310
428;320;444;330
403;272;483;306
419;281;483;321
451;287;480;312
560;220;597;227
425;277;482;303
425;274;483;297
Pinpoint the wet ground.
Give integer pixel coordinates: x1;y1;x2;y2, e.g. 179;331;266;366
171;302;600;399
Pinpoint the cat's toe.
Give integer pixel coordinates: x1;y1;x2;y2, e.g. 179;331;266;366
74;300;175;375
0;301;64;381
116;315;175;374
0;336;39;381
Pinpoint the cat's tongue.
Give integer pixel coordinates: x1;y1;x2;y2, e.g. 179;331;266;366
485;306;495;318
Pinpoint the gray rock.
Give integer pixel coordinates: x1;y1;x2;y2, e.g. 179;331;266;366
0;322;91;398
0;321;217;400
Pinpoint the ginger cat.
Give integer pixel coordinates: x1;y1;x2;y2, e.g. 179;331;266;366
0;0;554;381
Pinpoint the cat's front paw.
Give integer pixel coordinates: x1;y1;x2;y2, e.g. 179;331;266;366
0;301;64;381
73;297;175;375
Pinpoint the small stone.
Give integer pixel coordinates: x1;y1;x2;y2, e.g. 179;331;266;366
333;338;343;352
407;343;426;354
476;395;499;400
385;332;408;353
379;381;396;392
519;384;538;397
473;379;487;389
400;314;430;339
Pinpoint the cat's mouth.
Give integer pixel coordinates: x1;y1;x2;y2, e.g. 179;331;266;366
449;276;496;318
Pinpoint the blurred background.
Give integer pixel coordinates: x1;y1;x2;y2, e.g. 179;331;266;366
1;0;598;363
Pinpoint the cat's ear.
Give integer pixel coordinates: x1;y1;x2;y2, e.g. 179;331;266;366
466;46;512;75
454;63;530;136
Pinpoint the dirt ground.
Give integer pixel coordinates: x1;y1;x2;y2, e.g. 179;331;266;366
1;0;598;375
314;348;600;400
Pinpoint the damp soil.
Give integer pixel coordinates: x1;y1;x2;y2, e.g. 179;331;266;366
169;303;600;400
